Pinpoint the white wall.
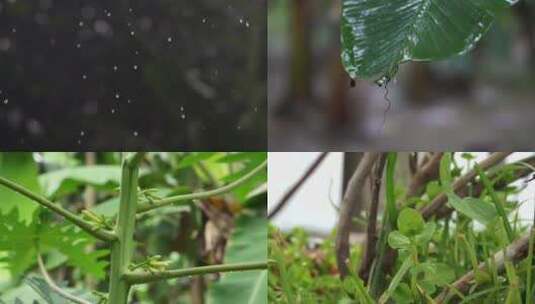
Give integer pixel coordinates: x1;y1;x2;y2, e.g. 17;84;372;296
269;152;535;234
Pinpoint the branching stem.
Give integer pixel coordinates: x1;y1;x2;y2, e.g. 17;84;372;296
124;261;267;285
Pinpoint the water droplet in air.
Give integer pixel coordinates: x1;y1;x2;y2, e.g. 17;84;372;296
127;99;132;104
80;130;85;136
82;74;87;80
113;65;118;71
130;31;135;36
3;99;8;104
79;21;84;27
106;12;112;17
111;108;116;114
133;65;138;70
11;28;16;33
115;93;120;99
76;43;81;48
133;131;138;136
167;37;172;43
202;18;207;23
180;113;186;119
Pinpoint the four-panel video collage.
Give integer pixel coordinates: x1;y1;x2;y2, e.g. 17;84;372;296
1;1;535;303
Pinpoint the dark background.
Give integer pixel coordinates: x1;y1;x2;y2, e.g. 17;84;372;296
0;0;266;150
269;0;535;151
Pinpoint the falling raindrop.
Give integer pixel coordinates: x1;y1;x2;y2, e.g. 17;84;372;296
130;31;135;36
106;12;111;17
133;131;138;136
115;93;120;99
113;65;118;71
202;18;207;23
82;74;87;80
133;65;138;70
76;43;81;48
129;8;133;13
11;28;16;33
167;36;172;43
3;99;8;104
111;108;116;114
180;113;186;119
79;21;84;27
180;105;184;111
245;21;250;28
80;130;85;136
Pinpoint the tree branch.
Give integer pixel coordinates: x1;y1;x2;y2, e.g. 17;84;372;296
136;159;267;214
335;152;381;278
405;152;443;199
37;254;93;304
268;153;329;219
124;261;267;285
436;233;532;303
0;176;116;242
420;152;511;220
358;154;387;281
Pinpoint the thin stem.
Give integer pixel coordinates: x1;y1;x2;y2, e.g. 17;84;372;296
0;176;116;242
475;164;514;242
37;254;93;304
137;159;267;214
268;153;328;219
108;154;142;304
124;261;267;285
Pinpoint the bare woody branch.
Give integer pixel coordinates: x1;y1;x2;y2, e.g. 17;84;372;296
358;154;387;281
268;153;329;219
405;152;443;199
436;233;532;303
335;152;381;278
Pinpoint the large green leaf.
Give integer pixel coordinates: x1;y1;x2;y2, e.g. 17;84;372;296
0;153;41;224
341;0;518;80
39;165;122;198
208;215;267;304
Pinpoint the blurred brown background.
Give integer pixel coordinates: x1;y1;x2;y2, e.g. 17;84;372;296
268;0;535;151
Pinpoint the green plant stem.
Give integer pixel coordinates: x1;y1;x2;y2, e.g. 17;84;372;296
124;261;267;285
37;253;92;304
475;164;514;242
0;176;116;242
108;153;142;304
136;159;267;214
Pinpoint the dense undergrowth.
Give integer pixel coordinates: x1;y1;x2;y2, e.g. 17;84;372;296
269;152;535;303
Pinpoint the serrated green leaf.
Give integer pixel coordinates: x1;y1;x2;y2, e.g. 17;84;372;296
0;153;41;224
0;210;108;279
341;0;517;80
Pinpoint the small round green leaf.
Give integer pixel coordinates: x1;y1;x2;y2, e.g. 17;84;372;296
397;208;424;236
